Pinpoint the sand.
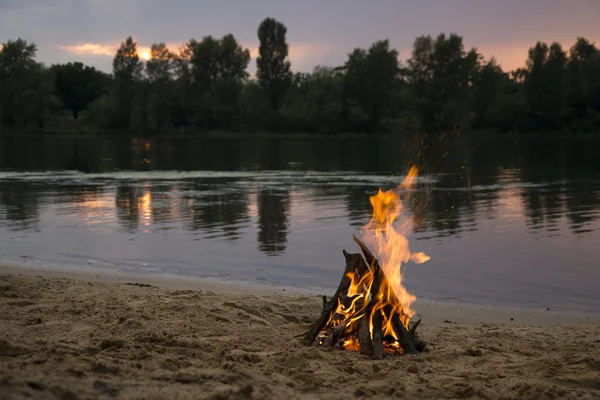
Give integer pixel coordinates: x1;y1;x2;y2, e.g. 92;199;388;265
1;264;599;399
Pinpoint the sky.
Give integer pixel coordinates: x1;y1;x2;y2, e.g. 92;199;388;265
1;0;599;74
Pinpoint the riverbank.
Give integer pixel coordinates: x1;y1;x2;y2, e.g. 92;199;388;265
1;265;599;399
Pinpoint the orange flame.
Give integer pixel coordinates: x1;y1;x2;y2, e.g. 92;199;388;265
362;166;430;322
320;166;431;354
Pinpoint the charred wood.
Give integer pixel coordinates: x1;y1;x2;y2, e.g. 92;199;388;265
389;311;417;355
301;250;363;346
356;313;373;356
371;309;386;359
322;322;347;347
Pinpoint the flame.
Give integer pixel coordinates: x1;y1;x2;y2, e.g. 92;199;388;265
362;166;427;323
319;166;430;355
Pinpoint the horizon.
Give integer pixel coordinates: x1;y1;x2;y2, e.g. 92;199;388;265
1;0;599;74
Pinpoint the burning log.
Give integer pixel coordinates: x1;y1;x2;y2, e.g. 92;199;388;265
371;309;386;359
300;236;427;358
356;314;373;355
301;250;368;346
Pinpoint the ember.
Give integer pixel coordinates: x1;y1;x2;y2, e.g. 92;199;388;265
301;167;430;358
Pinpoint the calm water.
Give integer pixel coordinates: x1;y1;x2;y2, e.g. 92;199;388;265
1;134;599;312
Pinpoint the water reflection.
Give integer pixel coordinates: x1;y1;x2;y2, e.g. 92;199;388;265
115;185;147;232
186;182;250;241
1;135;600;310
257;188;290;255
0;181;42;231
1;172;599;246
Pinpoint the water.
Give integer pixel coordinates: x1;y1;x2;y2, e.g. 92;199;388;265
1;134;599;313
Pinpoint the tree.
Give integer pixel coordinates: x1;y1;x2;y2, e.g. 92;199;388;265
0;38;38;126
145;43;175;131
280;66;344;133
256;17;292;110
189;34;250;129
170;40;197;127
191;35;221;92
51;62;106;119
523;42;568;129
22;63;61;128
566;37;600;130
471;58;509;128
237;81;274;131
342;40;400;132
112;36;143;129
146;43;174;83
406;33;481;130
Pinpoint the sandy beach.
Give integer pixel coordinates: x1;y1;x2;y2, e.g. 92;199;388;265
1;264;599;399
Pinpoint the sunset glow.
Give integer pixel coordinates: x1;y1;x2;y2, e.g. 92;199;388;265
138;47;151;61
59;43;115;56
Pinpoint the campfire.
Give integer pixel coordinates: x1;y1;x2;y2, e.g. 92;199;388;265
301;167;431;358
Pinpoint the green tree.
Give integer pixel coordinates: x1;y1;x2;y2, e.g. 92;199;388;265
191;35;221;92
280;66;344;133
189;34;250;129
112;36;143;129
471;58;509;128
237;81;274;131
51;62;106;119
406;33;481;130
0;38;38;127
145;43;175;131
523;42;568;129
566;37;600;130
256;17;292;110
342;40;400;132
146;43;174;82
22;63;61;128
170;40;197;127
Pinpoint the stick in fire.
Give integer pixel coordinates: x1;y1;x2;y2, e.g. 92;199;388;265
300;235;427;357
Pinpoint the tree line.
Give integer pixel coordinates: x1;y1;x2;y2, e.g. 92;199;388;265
1;17;599;135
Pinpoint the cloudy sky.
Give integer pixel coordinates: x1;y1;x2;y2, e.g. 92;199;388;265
1;0;599;74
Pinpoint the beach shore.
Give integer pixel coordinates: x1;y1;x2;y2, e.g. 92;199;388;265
1;263;599;399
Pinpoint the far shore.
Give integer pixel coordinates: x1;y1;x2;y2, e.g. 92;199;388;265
3;129;600;140
1;263;599;399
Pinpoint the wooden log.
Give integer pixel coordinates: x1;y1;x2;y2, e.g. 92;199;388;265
414;336;428;352
390;312;418;355
371;309;386;359
356;313;373;356
353;251;370;278
301;250;363;346
354;235;425;355
339;293;361;308
353;235;389;358
322;322;347;347
322;295;328;310
352;235;377;271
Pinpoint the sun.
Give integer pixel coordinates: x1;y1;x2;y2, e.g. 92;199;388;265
139;47;151;61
